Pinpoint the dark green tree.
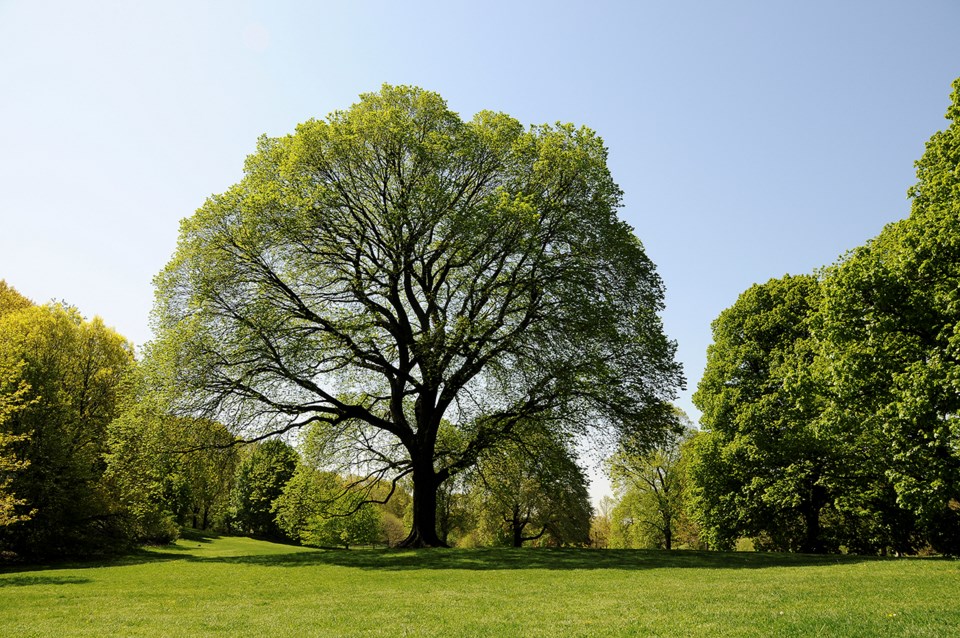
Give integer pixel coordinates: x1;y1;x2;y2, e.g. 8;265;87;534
230;439;298;539
818;78;960;554
149;84;682;546
690;274;833;552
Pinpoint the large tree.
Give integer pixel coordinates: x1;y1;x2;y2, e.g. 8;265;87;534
818;78;960;554
690;274;832;552
150;85;682;546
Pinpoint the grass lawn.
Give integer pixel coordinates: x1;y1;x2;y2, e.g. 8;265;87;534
1;533;958;637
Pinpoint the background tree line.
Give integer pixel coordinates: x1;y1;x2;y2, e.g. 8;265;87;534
682;77;960;555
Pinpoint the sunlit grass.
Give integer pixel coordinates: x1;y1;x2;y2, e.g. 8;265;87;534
1;533;958;636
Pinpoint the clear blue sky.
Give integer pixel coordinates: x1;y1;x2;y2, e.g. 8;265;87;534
2;1;958;447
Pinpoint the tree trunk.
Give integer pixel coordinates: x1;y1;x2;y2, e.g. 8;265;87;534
798;483;828;553
512;506;524;548
396;460;448;548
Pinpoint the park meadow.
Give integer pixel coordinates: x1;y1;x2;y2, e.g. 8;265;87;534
2;532;959;637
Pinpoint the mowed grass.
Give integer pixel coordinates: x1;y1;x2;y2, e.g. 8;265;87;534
2;534;958;637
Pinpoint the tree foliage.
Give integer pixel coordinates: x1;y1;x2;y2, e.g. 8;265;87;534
0;365;33;528
274;465;384;549
607;409;698;550
0;282;34;528
816;77;960;554
106;379;241;543
230;439;298;539
690;78;960;555
0;281;32;318
149;84;682;546
0;300;134;557
472;428;592;547
690;275;832;552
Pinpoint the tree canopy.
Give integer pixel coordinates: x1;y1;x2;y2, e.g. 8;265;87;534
150;84;683;546
690;275;831;551
816;77;960;553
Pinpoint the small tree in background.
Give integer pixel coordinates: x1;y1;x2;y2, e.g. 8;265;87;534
471;427;592;548
607;409;698;549
230;439;298;539
275;466;384;549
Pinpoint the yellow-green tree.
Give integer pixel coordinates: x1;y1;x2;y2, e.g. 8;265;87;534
0;364;33;527
471;428;592;547
0;300;134;556
105;379;241;543
0;282;35;527
607;409;698;550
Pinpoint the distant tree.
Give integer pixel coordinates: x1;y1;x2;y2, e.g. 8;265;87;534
106;385;241;541
590;495;616;549
230;439;298;539
473;428;592;547
607;409;696;550
274;466;384;549
149;84;683;546
170;418;241;530
0;302;134;557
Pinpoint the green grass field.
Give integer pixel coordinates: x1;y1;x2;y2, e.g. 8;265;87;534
1;533;958;637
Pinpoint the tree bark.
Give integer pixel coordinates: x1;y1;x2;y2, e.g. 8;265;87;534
396;460;448;548
800;491;826;554
512;506;524;547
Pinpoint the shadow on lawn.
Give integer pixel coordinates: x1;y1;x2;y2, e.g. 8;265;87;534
0;574;92;587
2;530;934;575
191;546;887;571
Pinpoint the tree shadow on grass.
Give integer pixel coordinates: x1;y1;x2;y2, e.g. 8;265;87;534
0;574;92;587
191;546;895;571
0;532;222;575
4;532;945;575
0;547;187;576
